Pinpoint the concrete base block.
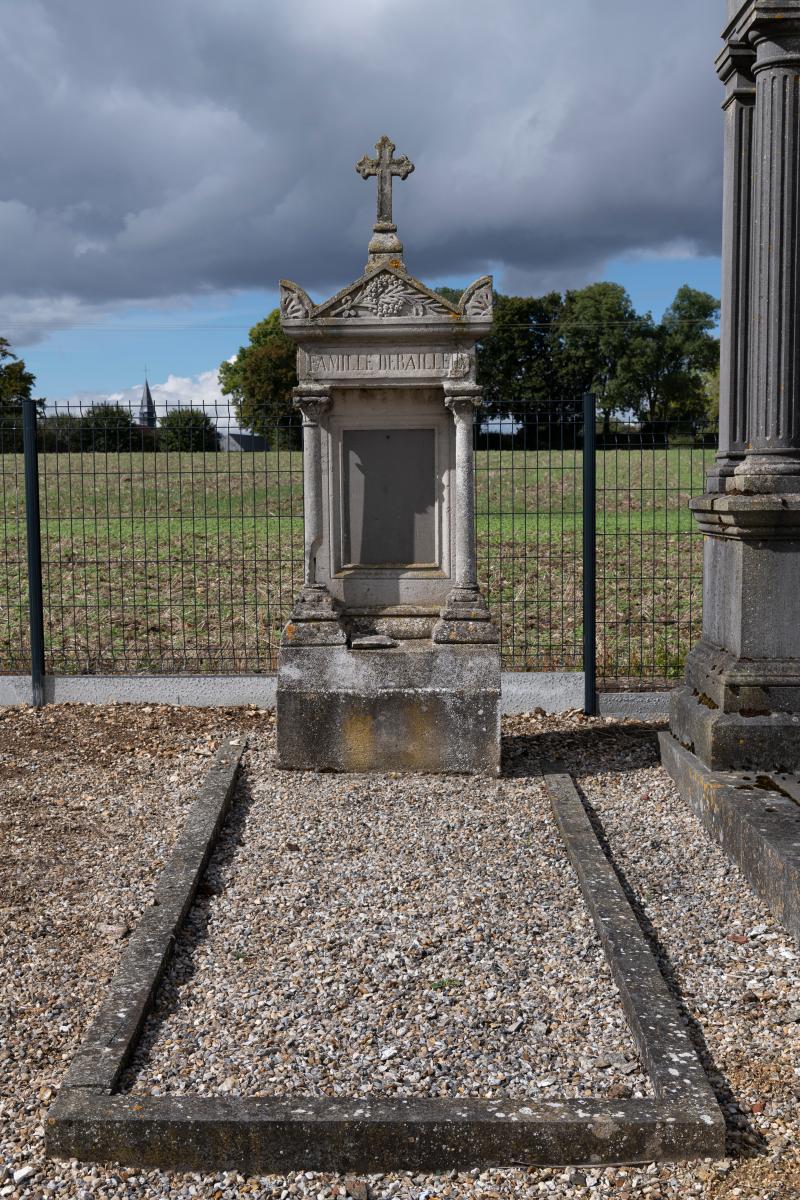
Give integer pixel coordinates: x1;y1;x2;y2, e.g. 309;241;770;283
659;731;800;942
670;685;800;772
276;641;500;775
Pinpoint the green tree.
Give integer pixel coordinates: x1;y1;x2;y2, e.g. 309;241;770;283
474;291;570;445
218;309;299;448
159;408;219;452
558;283;639;434
477;292;565;412
39;413;84;452
82;403;136;452
0;338;43;450
613;286;720;427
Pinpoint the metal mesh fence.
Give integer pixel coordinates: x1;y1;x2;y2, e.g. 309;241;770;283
0;396;715;686
0;415;28;672
595;426;713;689
475;404;583;674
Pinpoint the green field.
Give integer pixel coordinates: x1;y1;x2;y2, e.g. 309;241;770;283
0;446;714;683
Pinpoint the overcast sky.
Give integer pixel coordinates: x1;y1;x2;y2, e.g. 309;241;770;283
0;0;726;405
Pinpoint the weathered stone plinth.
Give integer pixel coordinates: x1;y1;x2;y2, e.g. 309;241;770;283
277;640;500;775
667;492;800;771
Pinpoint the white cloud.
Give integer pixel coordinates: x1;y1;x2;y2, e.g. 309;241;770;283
58;368;233;426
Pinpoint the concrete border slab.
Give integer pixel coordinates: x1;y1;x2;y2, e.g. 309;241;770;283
0;672;672;718
46;759;723;1173
660;731;800;943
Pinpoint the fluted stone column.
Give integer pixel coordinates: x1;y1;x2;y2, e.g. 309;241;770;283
295;389;330;589
281;387;345;646
667;0;800;771
433;387;498;644
734;12;800;490
709;27;755;489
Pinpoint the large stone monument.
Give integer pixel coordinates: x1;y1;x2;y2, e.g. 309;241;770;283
276;137;500;774
662;2;800;934
665;1;800;770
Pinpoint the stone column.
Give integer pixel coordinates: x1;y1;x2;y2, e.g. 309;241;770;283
295;389;330;589
282;387;345;645
449;393;480;590
433;388;498;644
709;28;756;490
734;11;800;490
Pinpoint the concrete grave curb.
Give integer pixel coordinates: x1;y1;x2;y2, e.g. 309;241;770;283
47;759;724;1173
660;732;800;943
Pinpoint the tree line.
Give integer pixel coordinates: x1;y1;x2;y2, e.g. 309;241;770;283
219;281;720;445
0;339;219;451
2;280;719;453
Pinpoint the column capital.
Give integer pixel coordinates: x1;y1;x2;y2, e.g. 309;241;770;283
739;4;800;60
716;39;756;104
443;389;483;423
292;387;332;426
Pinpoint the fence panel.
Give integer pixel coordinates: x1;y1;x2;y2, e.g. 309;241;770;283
0;410;29;673
595;427;712;689
475;402;584;673
33;400;302;675
0;397;715;688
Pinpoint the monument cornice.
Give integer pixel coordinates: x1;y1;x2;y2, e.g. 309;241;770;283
715;39;756;91
733;1;800;41
689;492;800;539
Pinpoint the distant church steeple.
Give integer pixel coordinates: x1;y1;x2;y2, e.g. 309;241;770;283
139;377;157;429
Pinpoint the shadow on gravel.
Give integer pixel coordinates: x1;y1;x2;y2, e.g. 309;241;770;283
118;769;256;1092
501;721;666;779
502;719;766;1161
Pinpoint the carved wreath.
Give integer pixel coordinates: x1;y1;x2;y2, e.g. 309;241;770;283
334;274;444;318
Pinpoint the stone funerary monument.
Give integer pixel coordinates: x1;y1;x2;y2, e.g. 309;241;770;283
662;0;800;938
276;137;500;774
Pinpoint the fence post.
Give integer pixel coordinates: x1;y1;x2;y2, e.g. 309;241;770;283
582;392;597;716
22;399;45;707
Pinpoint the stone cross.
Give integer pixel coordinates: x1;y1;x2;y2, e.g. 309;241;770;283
355;136;414;232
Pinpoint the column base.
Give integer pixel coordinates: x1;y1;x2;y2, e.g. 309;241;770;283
671;490;800;770
670;681;800;772
705;453;744;493
281;585;347;647
432;586;499;645
732;454;800;494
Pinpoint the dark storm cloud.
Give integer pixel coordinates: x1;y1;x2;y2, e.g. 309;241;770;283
0;0;724;342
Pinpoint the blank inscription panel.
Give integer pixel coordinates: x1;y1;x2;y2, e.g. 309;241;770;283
342;428;437;567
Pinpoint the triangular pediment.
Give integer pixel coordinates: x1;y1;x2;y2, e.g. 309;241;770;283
280;270;493;325
313;267;458;320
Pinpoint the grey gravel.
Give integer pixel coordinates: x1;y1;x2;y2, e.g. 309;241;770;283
126;730;647;1102
2;703;799;1199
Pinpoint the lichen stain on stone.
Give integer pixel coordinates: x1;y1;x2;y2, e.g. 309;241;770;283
407;703;436;768
590;1115;619;1141
343;712;374;772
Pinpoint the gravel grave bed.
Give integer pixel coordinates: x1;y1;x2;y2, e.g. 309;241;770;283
0;703;798;1200
124;732;648;1102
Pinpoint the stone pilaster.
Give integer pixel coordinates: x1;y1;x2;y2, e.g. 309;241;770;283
734;9;800;491
281;388;345;646
433;388;498;645
708;31;755;490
